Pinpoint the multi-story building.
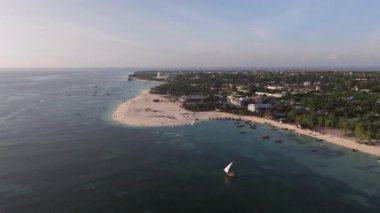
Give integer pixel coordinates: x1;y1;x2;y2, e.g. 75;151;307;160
227;95;250;108
247;103;272;112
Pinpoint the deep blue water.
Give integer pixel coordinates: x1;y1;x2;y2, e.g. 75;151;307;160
0;69;379;213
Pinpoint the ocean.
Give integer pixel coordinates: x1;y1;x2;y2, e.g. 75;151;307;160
0;69;379;213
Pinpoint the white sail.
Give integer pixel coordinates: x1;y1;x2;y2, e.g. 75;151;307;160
224;162;233;174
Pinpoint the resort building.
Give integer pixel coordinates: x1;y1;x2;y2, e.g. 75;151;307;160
227;95;250;107
236;85;250;93
351;85;359;91
255;92;284;98
267;85;284;90
247;103;272;112
154;72;170;80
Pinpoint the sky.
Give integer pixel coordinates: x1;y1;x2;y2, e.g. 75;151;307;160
0;0;380;68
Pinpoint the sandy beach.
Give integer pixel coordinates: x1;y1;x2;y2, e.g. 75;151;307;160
112;89;222;126
112;89;380;157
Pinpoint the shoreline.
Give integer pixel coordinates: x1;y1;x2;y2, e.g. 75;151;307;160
128;77;161;83
112;88;380;157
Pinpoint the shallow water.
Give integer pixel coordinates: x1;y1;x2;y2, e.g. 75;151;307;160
0;69;379;212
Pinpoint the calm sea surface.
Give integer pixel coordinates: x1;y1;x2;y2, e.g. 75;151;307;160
0;69;379;213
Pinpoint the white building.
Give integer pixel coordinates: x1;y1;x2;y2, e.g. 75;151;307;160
227;95;250;107
267;85;283;90
155;72;169;80
255;92;284;98
351;85;359;91
248;103;272;112
236;85;249;93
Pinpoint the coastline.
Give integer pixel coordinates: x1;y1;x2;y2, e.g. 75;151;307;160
128;77;161;83
112;88;223;127
112;88;380;157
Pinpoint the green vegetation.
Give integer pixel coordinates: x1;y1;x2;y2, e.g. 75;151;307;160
131;70;380;141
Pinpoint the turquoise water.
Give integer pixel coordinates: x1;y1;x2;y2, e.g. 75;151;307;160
0;69;379;212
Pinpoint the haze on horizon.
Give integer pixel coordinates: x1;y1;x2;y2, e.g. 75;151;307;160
1;0;380;68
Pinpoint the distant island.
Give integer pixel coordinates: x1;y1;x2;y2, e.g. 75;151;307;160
114;70;380;157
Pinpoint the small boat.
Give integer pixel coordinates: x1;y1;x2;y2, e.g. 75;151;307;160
190;120;195;125
224;162;236;178
262;135;269;139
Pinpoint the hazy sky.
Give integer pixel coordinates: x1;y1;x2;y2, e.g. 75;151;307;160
1;0;380;68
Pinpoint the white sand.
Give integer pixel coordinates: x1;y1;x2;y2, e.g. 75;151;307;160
112;89;219;126
112;89;380;157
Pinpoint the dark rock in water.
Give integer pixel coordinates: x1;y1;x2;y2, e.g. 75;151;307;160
296;139;306;144
356;165;380;174
369;167;380;174
240;132;246;134
313;148;345;158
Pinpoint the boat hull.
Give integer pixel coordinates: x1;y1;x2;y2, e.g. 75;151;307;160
225;171;236;178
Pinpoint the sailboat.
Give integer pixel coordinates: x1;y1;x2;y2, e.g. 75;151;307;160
224;162;236;178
